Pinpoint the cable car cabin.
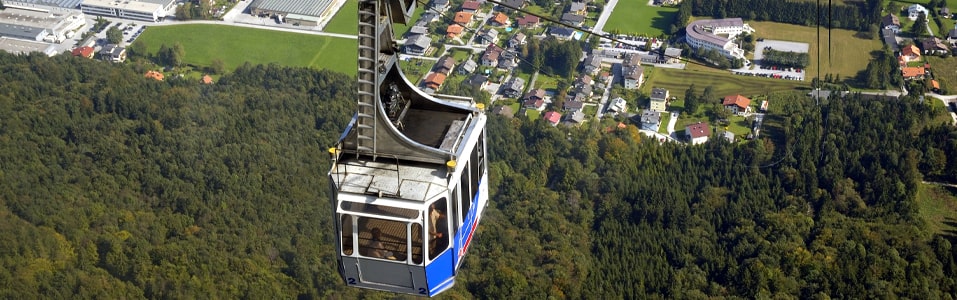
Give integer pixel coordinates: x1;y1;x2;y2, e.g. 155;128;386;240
328;0;488;295
328;100;489;297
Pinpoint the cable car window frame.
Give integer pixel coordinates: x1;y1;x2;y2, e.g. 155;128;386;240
341;214;355;256
340;201;420;219
356;216;418;264
428;197;451;261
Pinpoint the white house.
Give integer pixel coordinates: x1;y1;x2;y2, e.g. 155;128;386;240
685;122;710;145
909;4;929;21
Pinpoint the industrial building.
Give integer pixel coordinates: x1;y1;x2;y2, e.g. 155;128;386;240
0;37;58;56
249;0;343;27
80;0;174;22
0;8;86;43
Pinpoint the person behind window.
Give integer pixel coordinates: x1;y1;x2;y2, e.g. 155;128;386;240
430;213;450;258
369;228;396;259
429;203;445;239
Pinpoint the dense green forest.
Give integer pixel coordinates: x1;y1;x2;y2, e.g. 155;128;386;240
1;52;957;298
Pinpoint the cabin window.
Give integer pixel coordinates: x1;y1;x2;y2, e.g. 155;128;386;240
411;223;423;264
469;138;481;201
341;214;354;255
429;198;450;260
358;217;408;261
459;163;472;224
340;201;419;219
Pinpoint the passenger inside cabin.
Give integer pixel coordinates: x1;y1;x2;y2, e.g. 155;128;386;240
429;212;449;258
429;203;445;239
368;228;396;260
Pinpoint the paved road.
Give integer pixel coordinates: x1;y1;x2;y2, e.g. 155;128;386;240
666;111;678;134
924;181;957;188
595;72;615;120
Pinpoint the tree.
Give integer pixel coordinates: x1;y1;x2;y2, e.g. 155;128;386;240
171;42;185;67
209;59;226;75
701;86;715;104
176;3;193;20
684;84;698;114
106;26;123;44
128;40;147;59
912;12;928;37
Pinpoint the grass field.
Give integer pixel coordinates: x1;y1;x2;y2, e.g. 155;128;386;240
604;2;677;36
748;21;882;85
917;183;957;236
928;55;957;95
137;24;358;75
324;0;358;35
641;66;809;102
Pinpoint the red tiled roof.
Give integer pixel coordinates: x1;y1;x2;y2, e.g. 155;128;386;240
687;122;710;139
901;67;925;78
462;0;480;10
492;12;509;25
71;46;94;58
144;70;164;81
543;111;562;124
201;75;213;84
447;24;464;37
722;94;751;109
902;44;921;58
932;79;940;89
425;72;447;86
454;12;473;25
517;15;539;26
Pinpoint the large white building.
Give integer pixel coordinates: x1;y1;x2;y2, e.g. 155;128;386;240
80;0;174;22
685;18;753;62
0;8;86;43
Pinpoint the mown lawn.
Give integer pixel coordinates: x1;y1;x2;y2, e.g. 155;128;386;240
748;21;882;85
137;24;358;75
927;56;957;95
641;66;808;101
917;183;957;236
324;0;358;35
604;2;677;36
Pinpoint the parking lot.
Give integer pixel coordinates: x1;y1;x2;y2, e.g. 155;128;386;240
733;39;809;81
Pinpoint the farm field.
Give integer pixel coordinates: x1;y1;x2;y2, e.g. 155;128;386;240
748;21;882;85
604;2;677;36
641;67;808;103
137;24;358;75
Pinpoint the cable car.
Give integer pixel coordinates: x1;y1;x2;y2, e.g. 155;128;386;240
327;0;489;296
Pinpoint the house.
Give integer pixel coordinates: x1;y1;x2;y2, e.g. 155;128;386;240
640;110;660;131
922;37;949;55
623;65;644;89
723;131;735;143
404;34;431;55
461;0;480;12
581;54;602;76
599;71;611;82
490;12;509;26
424;72;447;90
564;100;584;112
516;15;540;28
408;26;429;36
722;94;752;116
434;56;457;75
941;7;951;17
686;122;710;145
498;0;525;12
560;13;585;27
463;73;488;89
523;97;545;110
481;44;504;66
502;77;526;98
453;11;474;26
71;46;95;59
661;47;683;64
508;32;527;48
882;14;901;32
608;97;627;113
477;28;499;45
543;111;562;126
523;87;546;101
459;59;478;74
948;25;957;45
491;105;515;118
99;44;126;62
201;74;213;84
900;44;921;63
144;70;164;81
549;26;576;40
431;0;450;12
932;79;941;92
882;28;901;52
649;87;669;112
565;111;586;126
567;2;587;15
901;67;926;79
760;100;769;112
446;24;465;38
908;4;929;21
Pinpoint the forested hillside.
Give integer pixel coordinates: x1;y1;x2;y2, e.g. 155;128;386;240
1;52;956;298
